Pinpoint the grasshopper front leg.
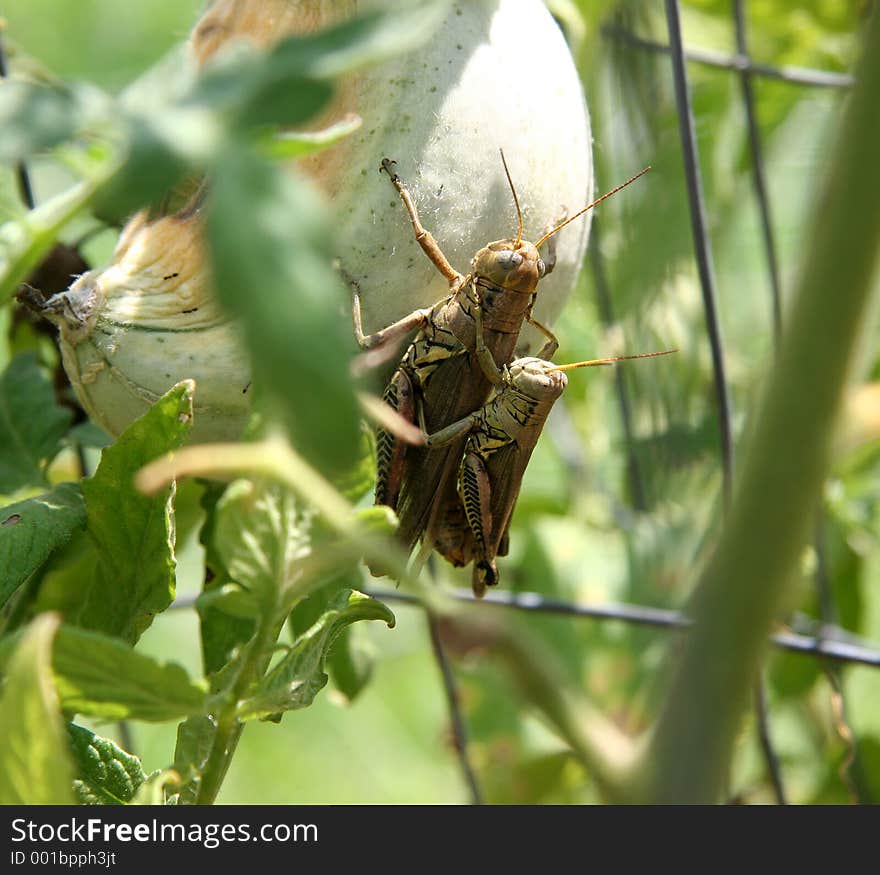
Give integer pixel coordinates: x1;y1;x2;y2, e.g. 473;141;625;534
346;269;435;376
472;295;505;386
526;311;558;360
381;158;462;285
423;409;480;448
349;271;432;352
522;209;566;359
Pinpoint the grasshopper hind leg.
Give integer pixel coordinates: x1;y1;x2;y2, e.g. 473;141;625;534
472;559;499;598
458;446;500;597
374;369;417;510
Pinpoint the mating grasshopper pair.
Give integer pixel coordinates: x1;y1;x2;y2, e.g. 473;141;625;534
351;155;664;595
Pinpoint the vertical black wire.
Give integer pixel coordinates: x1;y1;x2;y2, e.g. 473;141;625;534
663;0;734;507
0;18;36;211
426;612;484;804
754;674;786;803
665;0;787;803
733;0;783;344
589;218;648;512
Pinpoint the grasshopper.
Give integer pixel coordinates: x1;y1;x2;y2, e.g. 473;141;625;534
352;154;650;556
423;351;677;596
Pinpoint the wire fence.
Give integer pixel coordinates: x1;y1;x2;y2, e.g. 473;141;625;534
414;1;862;804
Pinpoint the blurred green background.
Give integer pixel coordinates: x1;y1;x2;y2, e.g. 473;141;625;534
2;0;876;803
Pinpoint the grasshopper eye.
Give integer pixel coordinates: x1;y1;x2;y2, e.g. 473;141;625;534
496;250;523;271
537;259;546;278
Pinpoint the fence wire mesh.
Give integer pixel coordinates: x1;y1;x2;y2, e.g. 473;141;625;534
408;1;866;804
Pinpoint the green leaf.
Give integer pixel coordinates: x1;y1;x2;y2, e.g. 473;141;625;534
30;528;98;625
14;624;207;722
333;428;378;504
0;614;75;804
187;50;330;133
258;3;450;80
213;478;313;612
258;114;362;160
172;715;215;805
328;625;375;704
91;113;195;223
69;421;113;449
77;381;195;644
207;147;361;473
196;584;260;620
189;2;448;130
239;590;394;720
197;481;255;678
0;82;81;162
0;482;86;610
0;353;72;493
67;723;146;805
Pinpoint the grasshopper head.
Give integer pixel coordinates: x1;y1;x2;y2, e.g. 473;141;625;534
472;239;545;294
507;357;567;400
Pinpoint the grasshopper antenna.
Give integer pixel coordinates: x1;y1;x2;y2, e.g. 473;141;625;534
499;148;524;248
535;166;652;249
551;348;677;371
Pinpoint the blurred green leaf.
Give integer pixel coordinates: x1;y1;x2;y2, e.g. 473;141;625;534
239;590;394;721
768;646;822;700
207;148;360;472
0;613;74;804
190;58;331;132
0;352;72;493
197;481;255;678
67;723;147;805
258;114;362;161
261;2;451;81
328;625;375;704
825;512;866;634
91;113;198;223
69;421;113;449
0;81;81;162
334;429;378;504
0;482;86;610
97;1;451;219
850;735;880;805
0;624;209;722
77;381;194;644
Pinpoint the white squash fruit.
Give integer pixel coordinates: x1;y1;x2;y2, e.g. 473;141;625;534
51;210;251;443
53;0;592;442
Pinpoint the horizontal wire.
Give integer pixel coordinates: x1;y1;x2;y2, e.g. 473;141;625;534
360;587;880;670
602;23;855;89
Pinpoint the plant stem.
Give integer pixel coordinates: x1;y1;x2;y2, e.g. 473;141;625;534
194;612;283;805
640;9;880;803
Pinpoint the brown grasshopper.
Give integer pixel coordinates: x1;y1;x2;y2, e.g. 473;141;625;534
423;351;677;596
352;154;650;556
